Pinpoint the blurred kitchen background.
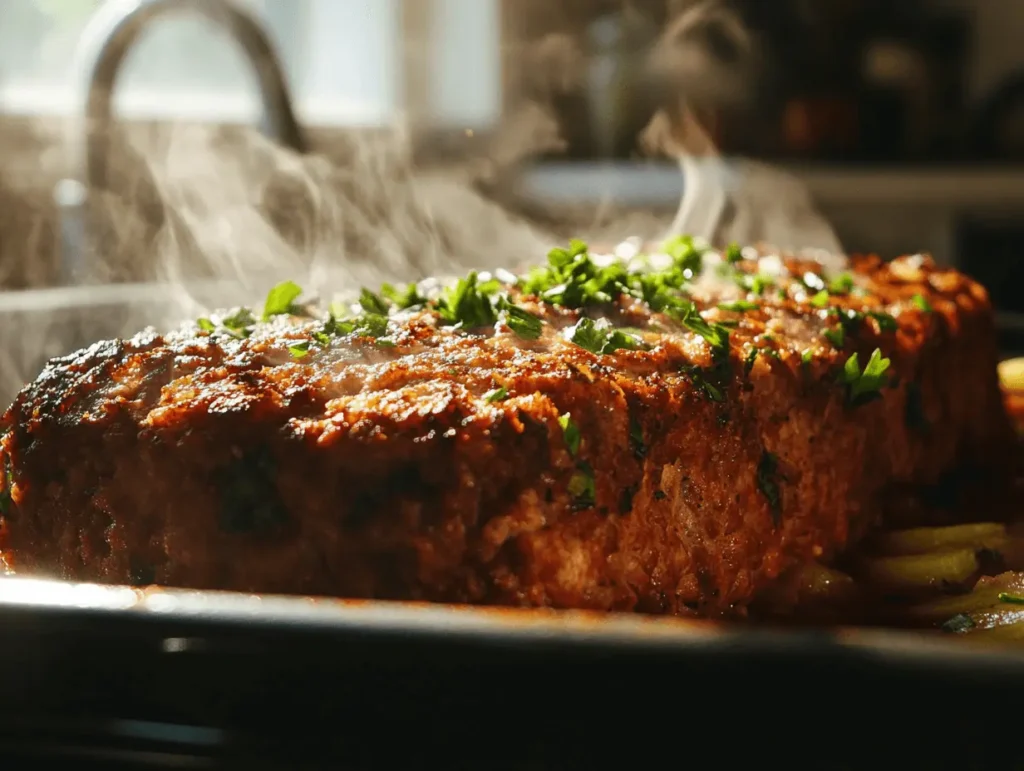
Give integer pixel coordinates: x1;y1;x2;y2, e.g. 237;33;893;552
2;0;1024;403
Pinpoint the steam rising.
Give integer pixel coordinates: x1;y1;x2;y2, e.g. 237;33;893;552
0;2;843;408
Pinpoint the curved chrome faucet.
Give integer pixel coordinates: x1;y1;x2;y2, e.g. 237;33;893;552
55;0;308;283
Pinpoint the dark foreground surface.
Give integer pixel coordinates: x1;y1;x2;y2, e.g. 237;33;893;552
0;578;1020;770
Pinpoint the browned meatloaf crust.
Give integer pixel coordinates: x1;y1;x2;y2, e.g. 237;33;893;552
0;247;1013;615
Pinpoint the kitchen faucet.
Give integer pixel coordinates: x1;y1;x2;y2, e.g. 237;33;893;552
54;0;308;284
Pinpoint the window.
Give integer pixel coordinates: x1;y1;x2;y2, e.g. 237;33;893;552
0;0;502;128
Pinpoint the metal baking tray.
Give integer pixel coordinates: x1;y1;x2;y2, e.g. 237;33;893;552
0;575;1020;770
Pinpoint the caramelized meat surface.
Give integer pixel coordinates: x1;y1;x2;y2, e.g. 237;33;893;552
0;247;1013;614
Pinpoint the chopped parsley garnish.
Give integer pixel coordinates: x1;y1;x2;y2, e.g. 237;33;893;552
308;311;390;348
757;451;783;525
635;272;690;312
518;237;709;316
684;366;725;402
604;329;643;353
668;304;731;357
522;239;631;308
484;386;508;403
718;300;759;312
723;242;743;264
823;306;883;349
569;318;607;354
289;341;311;358
829;307;862;330
422;272;545;339
548;238;589;270
204;307;258;339
380;281;427;309
496;297;543;341
839;348;891;407
662;235;706;276
801;349;813;366
550;394;595;512
743;347;759;375
828;273;855;295
867;310;898;332
263;280;303;320
436;272;499;329
998;592;1024;605
202;281;311;338
568;461;596;509
810;290;830;308
739;272;775;296
912;293;933;313
338;313;390;339
558;413;581;457
823;326;845;349
222;307;256;331
359;288;390;316
568;318;642;356
941;613;975;634
629;418;646;459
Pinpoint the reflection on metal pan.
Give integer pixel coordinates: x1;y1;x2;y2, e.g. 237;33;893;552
0;576;1023;673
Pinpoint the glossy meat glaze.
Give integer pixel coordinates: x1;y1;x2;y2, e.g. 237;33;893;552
0;243;1013;614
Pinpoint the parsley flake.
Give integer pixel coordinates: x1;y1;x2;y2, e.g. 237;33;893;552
718;300;759;312
868;311;898;332
436;272;499;329
810;290;830;308
998;592;1024;605
497;297;543;341
685;367;725;402
569;318;606;354
662;235;705;277
331;312;390;340
743;346;760;375
484;386;508;403
739;272;775;295
668;304;730;357
829;273;855;295
359;288;390;316
568;461;596;509
263;280;303;320
380;281;427;309
522;239;637;309
289;341;311;359
824;326;845;349
912;294;933;313
757;451;783;525
568;318;642;356
558;413;581;457
839;348;891;407
221;307;257;338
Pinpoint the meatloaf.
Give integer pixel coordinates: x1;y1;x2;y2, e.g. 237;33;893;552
0;240;1013;614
